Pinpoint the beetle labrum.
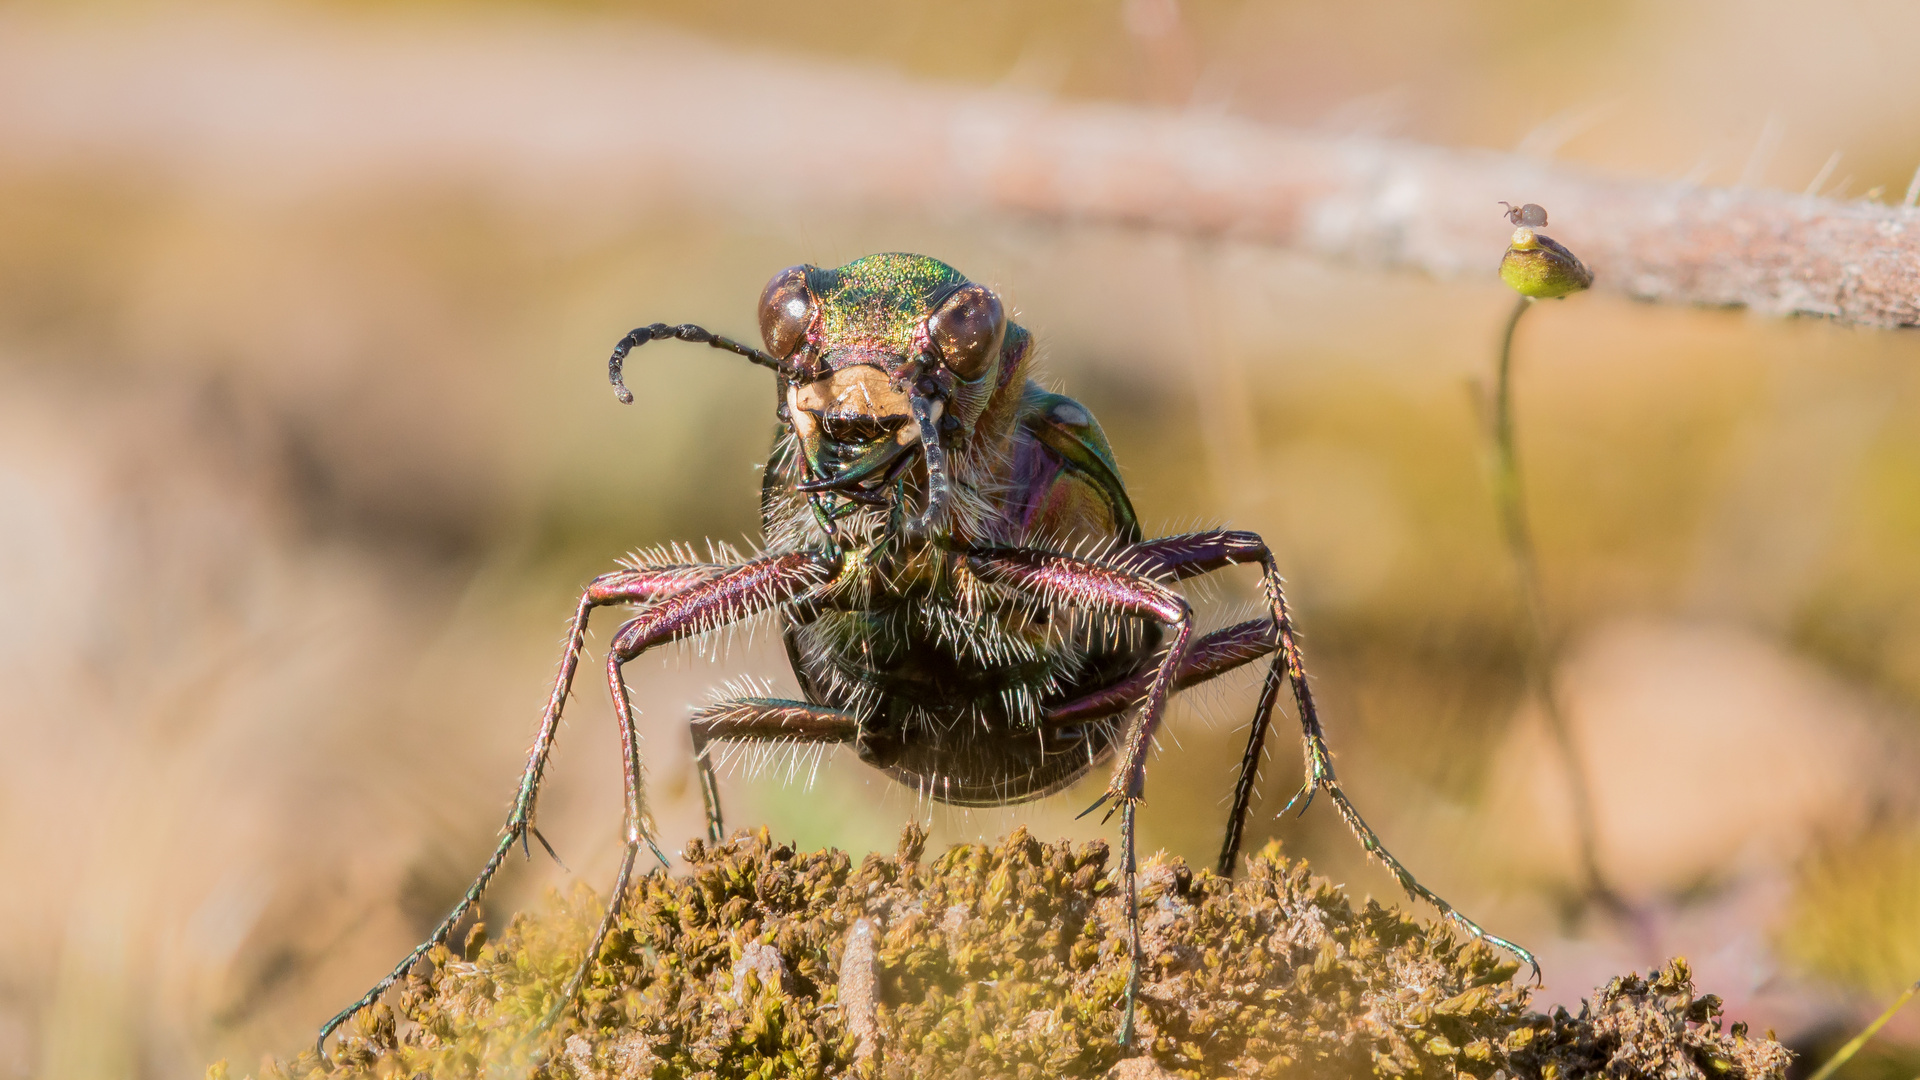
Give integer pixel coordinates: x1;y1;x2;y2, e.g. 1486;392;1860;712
319;253;1535;1054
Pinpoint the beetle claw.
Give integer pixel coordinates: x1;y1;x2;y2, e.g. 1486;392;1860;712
530;826;568;871
1076;790;1116;821
1279;779;1317;819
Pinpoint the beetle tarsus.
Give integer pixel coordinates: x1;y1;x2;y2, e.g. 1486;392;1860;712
541;841;640;1033
1117;796;1142;1048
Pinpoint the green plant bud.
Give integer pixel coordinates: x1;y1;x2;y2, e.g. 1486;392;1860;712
1500;226;1593;298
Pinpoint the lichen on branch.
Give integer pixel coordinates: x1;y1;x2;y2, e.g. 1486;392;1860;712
237;827;1789;1080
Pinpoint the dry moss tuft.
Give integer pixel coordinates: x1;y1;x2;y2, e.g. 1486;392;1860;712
248;827;1789;1080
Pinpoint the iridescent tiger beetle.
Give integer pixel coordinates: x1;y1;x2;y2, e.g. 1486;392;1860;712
319;253;1537;1056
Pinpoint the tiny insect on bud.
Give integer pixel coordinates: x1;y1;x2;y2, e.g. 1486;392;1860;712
1499;201;1549;227
1500;224;1592;299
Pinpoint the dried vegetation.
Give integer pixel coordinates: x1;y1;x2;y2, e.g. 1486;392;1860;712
230;827;1789;1080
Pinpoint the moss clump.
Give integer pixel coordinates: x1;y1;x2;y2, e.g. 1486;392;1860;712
247;827;1789;1080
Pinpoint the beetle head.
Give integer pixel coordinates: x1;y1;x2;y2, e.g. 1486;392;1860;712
758;254;1020;538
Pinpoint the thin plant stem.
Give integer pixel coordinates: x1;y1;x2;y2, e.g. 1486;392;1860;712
1491;294;1629;916
1805;981;1919;1080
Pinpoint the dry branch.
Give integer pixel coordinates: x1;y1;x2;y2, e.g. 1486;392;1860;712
4;15;1916;328
912;105;1920;328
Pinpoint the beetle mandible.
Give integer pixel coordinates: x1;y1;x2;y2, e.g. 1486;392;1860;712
319;253;1536;1053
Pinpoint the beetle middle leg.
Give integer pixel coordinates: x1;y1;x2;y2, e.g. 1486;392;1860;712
688;698;861;842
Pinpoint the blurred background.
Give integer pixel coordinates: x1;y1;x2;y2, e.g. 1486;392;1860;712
2;0;1919;1076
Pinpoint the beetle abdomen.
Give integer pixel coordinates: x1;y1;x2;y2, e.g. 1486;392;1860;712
867;715;1125;807
781;595;1154;806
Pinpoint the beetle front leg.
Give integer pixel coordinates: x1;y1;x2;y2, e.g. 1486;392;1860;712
316;562;730;1058
545;551;839;1031
971;549;1194;1048
973;551;1194;804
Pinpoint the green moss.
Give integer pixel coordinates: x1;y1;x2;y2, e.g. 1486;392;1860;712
243;828;1789;1080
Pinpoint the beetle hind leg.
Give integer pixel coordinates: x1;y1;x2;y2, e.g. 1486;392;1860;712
1112;530;1541;979
1249;548;1540;978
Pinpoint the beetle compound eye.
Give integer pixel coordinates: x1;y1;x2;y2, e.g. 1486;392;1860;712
928;284;1006;381
758;265;813;360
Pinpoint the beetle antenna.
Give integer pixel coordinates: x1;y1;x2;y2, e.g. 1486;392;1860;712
609;323;794;405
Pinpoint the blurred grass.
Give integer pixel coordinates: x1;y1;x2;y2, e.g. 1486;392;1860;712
1783;827;1920;999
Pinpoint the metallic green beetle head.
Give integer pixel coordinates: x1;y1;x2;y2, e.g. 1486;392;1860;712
758;253;1024;536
